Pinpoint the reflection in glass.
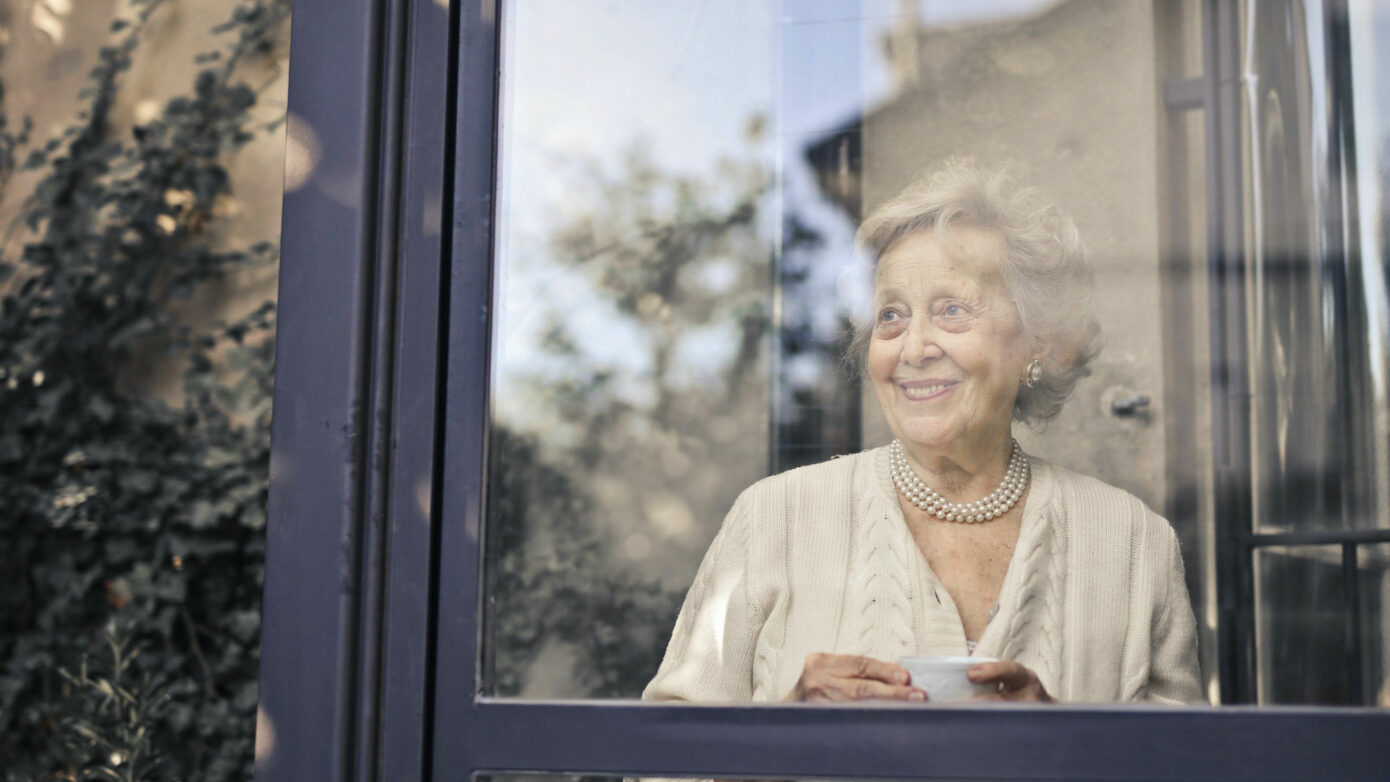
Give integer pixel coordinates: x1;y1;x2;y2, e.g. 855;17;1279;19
1256;546;1348;704
487;0;1207;702
1255;543;1390;705
482;0;1390;706
1348;0;1390;537
488;0;782;698
1348;0;1390;705
1244;1;1372;536
1360;544;1390;706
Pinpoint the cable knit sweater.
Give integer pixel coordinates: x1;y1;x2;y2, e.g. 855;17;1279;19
643;445;1204;704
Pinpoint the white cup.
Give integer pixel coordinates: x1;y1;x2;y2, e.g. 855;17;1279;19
897;655;997;702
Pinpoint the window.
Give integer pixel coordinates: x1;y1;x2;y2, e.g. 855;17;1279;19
257;1;1390;780
479;0;1390;707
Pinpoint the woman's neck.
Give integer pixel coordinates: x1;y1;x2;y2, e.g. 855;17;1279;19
900;432;1014;500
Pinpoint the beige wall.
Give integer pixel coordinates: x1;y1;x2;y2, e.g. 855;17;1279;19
858;0;1185;513
856;0;1217;697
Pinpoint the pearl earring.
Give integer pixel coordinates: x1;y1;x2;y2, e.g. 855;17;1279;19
1022;359;1043;389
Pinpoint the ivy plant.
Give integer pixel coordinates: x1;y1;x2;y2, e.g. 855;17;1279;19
0;0;289;778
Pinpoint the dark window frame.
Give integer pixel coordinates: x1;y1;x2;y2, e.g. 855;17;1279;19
257;1;1390;780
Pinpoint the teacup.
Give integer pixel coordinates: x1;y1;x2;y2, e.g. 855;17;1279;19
897;655;997;702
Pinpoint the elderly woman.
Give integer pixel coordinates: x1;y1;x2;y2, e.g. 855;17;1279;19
643;160;1202;704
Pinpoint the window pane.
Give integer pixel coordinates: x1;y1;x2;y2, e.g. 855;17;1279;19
1347;0;1390;705
1245;0;1384;537
488;0;780;699
1255;543;1390;706
1255;546;1349;704
1361;544;1390;706
480;0;1390;708
1348;0;1390;539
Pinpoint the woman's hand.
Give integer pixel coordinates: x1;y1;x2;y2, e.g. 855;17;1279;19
968;660;1054;702
787;652;926;702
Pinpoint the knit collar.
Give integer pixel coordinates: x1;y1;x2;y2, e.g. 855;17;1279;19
861;442;1061;663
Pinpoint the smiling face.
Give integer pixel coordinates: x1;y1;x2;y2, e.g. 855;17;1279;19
867;225;1038;463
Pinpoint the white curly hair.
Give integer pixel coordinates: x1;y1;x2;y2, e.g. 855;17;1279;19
847;158;1101;424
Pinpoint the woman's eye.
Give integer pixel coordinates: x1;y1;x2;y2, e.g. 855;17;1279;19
875;308;906;334
934;302;973;332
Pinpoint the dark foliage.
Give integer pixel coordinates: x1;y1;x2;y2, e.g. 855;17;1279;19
0;0;289;778
487;429;685;698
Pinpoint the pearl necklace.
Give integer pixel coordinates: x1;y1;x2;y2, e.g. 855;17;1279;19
888;439;1029;523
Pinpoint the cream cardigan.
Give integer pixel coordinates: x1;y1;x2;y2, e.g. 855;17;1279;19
643;445;1204;704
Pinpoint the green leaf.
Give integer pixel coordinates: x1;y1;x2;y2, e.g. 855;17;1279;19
188;499;217;529
227;610;260;644
232;680;258;711
104;539;138;564
205;446;238;468
124;470;158;494
239;504;266;530
89;394;115;423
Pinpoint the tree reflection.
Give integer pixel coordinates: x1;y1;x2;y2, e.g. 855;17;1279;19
488;138;785;698
487;428;682;698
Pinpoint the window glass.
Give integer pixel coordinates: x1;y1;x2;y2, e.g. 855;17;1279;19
1255;546;1355;704
481;0;1390;707
488;0;779;699
1358;543;1390;706
1255;542;1390;706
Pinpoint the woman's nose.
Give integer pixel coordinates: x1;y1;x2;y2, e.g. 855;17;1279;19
901;318;943;365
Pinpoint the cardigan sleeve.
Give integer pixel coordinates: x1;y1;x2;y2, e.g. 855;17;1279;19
1144;524;1205;704
642;489;765;702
